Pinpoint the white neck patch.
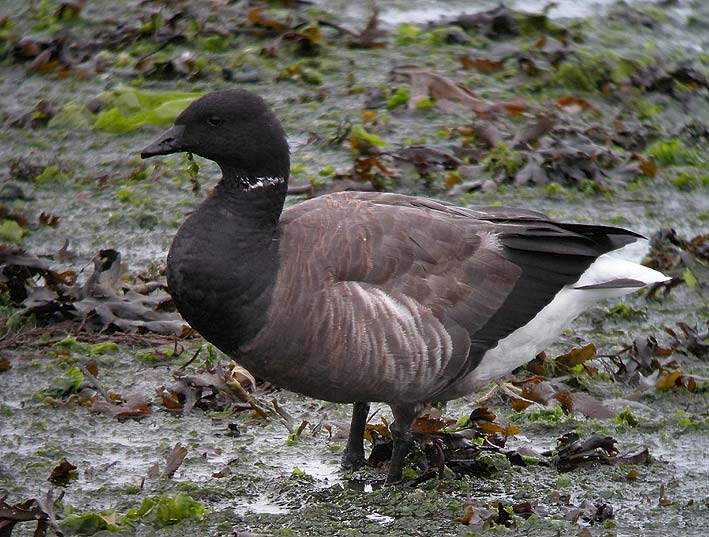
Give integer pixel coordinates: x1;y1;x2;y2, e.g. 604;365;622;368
240;176;287;191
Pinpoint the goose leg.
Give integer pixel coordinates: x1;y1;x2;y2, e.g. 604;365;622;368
341;401;370;470
385;405;417;485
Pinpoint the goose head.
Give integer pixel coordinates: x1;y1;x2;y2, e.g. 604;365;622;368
141;89;290;182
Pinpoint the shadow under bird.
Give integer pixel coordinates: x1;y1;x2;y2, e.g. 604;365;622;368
141;89;669;484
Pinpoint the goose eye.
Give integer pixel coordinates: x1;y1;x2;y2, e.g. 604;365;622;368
206;116;222;127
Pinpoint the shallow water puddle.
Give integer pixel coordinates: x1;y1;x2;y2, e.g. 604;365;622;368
241;496;291;515
365;512;396;525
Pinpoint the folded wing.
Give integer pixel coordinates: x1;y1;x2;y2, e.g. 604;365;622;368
251;192;643;403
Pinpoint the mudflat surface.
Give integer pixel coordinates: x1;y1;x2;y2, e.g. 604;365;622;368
0;1;707;536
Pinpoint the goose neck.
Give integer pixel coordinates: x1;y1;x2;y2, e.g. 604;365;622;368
213;167;288;230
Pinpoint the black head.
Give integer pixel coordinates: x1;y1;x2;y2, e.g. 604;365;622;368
141;89;290;180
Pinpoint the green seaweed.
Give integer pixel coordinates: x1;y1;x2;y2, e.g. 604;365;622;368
514;10;566;37
635;99;664;120
43;366;83;398
52;336;91;355
48;102;93;129
615;408;640;428
551;50;638;92
61;494;207;534
683;268;698;289
482;143;525;176
0;220;25;245
544;182;570;198
386;87;411;109
89;342;119;356
553;62;597;92
51;338;117;357
523;405;574;427
395;24;425;45
93;88;203;133
414;97;434;110
607;303;647;319
672;171;709;190
34;165;70;183
62;511;120;535
350;124;387;148
123;493;208;527
645;138;706;166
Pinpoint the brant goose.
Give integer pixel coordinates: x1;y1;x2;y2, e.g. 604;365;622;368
141;89;669;484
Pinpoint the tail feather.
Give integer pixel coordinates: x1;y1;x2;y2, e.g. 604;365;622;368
573;254;670;291
575;278;647;290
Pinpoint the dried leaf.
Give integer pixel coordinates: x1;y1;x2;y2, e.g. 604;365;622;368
37;211;60;227
659;483;672;506
364;423;390;442
635;154;657;177
510;396;533;411
552;390;574;414
554;390;615;419
469;406;497;423
656;370;684;390
556;343;597;368
511;501;536;518
454;502;498;526
512;115;556;147
55;0;86;20
48;458;77;486
361;110;377;122
471;122;504;149
476;421;521;436
550;432;648;471
28;48;61;74
437;5;518;38
295;419;309;436
147;462;160;478
467;406;520;437
459;56;505;73
247;7;291;34
412;415;455;434
158;387;183;410
392;66;525;115
347;156;398;189
514;155;547;186
230;363;257;391
162;443;188;479
522;380;556;405
0;246;190;337
614;447;650;466
445;172;463;188
394;146;461;174
92;393;151;420
346;7;386;48
0;490;64;536
556;95;593;113
494;98;527;116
